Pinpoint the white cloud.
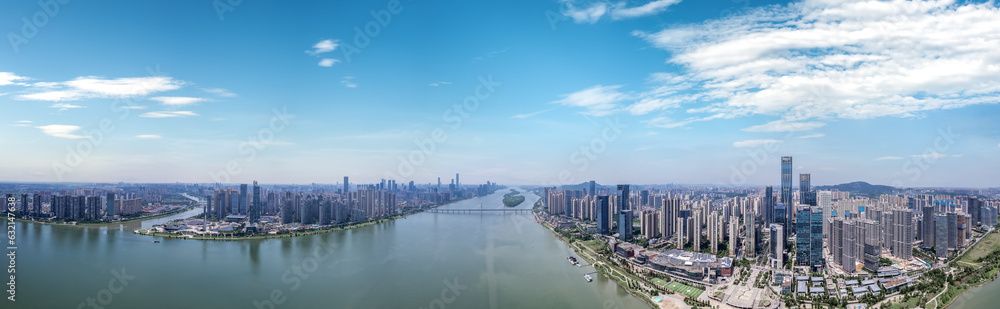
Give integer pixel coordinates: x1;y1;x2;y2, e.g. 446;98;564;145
36;125;87;139
874;156;903;161
743;120;826;132
12;120;32;127
139;111;199;118
429;81;452;87
135;135;162;139
18;76;183;101
598;0;1000;128
561;1;682;23
912;152;948;159
50;103;84;111
203;88;236;97
318;58;339;67
553;85;628;116
341;76;357;88
0;72;28;86
151;96;205;106
733;139;783;148
796;133;825;139
307;39;339;55
512;109;552;119
610;0;683;20
562;1;608;23
121;105;147;109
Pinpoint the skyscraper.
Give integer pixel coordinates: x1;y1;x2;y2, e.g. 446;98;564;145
709;211;719;254
596;195;610;235
618;210;633;241
589;180;596;196
250;181;261;223
770;224;784;269
617;185;629;212
764;185;773;224
796;206;812;266
935;214;949;258
456;173;460;188
781;156;793;234
922;205;935;250
888;208;914;260
810;208;824;267
344;176;349;194
641;210;658;240
799;174;811;199
240;183;248;215
818;191;832;239
106;192;115;218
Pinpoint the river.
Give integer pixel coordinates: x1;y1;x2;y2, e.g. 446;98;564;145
7;189;650;308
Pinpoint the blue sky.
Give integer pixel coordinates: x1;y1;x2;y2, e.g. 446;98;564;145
1;0;998;187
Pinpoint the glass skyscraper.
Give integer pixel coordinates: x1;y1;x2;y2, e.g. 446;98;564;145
781;156;793;234
596;196;610;235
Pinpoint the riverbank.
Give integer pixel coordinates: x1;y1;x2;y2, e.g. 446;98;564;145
135;213;411;241
10;205;197;227
536;215;657;309
132;194;487;241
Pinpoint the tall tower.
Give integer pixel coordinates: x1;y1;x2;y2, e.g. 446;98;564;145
239;183;248;215
589;180;596;196
250;181;261;224
764;185;773;224
596;196;610;235
344;176;349;194
105;192;115;218
456;173;460;187
781;156;793;234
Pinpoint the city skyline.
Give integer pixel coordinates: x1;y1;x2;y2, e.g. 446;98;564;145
3;0;1000;186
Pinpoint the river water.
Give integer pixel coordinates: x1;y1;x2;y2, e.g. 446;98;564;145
8;189;649;308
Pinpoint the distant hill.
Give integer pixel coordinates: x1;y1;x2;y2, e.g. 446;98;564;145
814;181;896;196
556;182;601;191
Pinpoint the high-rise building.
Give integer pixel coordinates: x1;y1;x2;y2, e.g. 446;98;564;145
589;180;596;196
250;181;261;223
770;224;784;268
796;207;812;266
660;198;681;241
106;192;116;218
746;213;756;258
618;210;633;241
596;196;610;235
799;173;811;203
923;205;936;250
935;214;949;258
764;186;773;224
709;211;720;254
947;212;958;250
641;210;658;240
240;184;248;215
859;219;880;271
818;191;833;239
888;208;914;260
775;203;787;243
456;173;460;188
617;185;629;212
780;156;793;234
344;176;349;194
810;208;824;267
729;216;738;258
831;217;844;269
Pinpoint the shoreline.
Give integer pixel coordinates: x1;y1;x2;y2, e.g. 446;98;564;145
131;195;486;241
8;205;197;227
535;213;657;309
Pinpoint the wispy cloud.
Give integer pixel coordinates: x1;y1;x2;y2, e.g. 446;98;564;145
561;0;682;23
912;152;949;159
139;111;199;118
203;88;236;97
622;0;1000;127
318;58;339;67
733;139;783;148
18;76;183;101
341;76;357;88
306;39;338;55
875;156;903;161
36;125;87;139
796;133;825;139
553;85;628;116
11;120;32;127
151;96;204;106
0;72;28;86
136;134;162;139
512;108;552;119
743;120;826;132
429;81;452;87
50;103;84;111
610;0;682;20
474;49;507;61
121;105;147;110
